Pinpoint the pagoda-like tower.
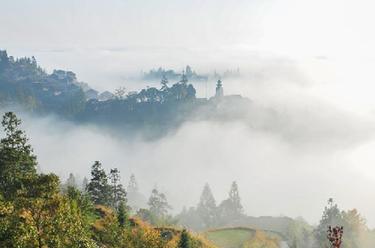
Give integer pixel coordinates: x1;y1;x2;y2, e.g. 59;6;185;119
215;79;223;97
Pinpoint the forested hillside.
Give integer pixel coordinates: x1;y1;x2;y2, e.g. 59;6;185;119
0;50;250;137
0;111;217;248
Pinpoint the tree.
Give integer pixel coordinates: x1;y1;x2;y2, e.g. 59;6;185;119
0;112;37;200
114;87;126;100
86;161;111;205
82;177;89;191
228;181;243;213
178;229;191;248
63;173;77;190
66;186;94;225
117;201;128;227
109;168;127;209
1;173;96;248
197;183;217;229
161;75;169;91
148;188;171;219
327;226;344;248
127;174;147;212
218;181;243;223
341;209;366;248
315;199;366;248
315;199;343;247
127;174;139;193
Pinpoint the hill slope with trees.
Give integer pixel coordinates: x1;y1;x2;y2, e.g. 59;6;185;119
0;112;217;248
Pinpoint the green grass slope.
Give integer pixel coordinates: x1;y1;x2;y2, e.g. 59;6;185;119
204;227;284;248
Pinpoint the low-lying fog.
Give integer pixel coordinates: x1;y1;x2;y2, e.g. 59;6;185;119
9;56;375;228
4;0;375;228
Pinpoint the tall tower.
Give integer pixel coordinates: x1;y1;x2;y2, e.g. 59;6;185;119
215;79;223;97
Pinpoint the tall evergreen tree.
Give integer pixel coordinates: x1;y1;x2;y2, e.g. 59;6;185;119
228;181;243;213
109;168;127;209
117;200;128;227
64;173;77;189
160;74;169;91
197;183;217;228
127;174;147;211
0;112;37;199
86;161;111;205
315;199;343;247
127;173;139;193
218;181;243;223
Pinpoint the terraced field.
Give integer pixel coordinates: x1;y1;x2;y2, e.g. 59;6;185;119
204;227;288;248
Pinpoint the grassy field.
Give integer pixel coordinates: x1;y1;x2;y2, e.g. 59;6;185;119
204;228;256;248
204;227;285;248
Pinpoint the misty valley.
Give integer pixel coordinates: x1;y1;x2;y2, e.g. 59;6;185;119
0;49;374;248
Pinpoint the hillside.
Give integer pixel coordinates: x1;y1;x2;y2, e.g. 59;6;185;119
0;50;251;138
0;111;218;248
204;227;282;248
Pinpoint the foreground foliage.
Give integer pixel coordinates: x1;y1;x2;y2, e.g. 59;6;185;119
0;112;216;248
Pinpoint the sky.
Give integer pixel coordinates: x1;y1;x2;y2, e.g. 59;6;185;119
2;0;375;226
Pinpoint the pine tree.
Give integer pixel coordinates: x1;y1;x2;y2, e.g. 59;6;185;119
127;173;139;193
127;174;147;211
178;229;191;248
228;181;243;214
109;168;127;209
197;183;217;228
0;112;37;199
117;200;128;227
218;181;243;223
315;199;343;247
65;173;77;189
161;75;169;91
86;161;111;205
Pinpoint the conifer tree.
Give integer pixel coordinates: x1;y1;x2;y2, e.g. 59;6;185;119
127;173;139;193
218;181;243;223
64;173;77;189
109;168;127;209
117;200;128;227
315;199;343;247
161;74;169;91
0;112;37;199
197;183;217;228
86;161;111;205
228;181;243;214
